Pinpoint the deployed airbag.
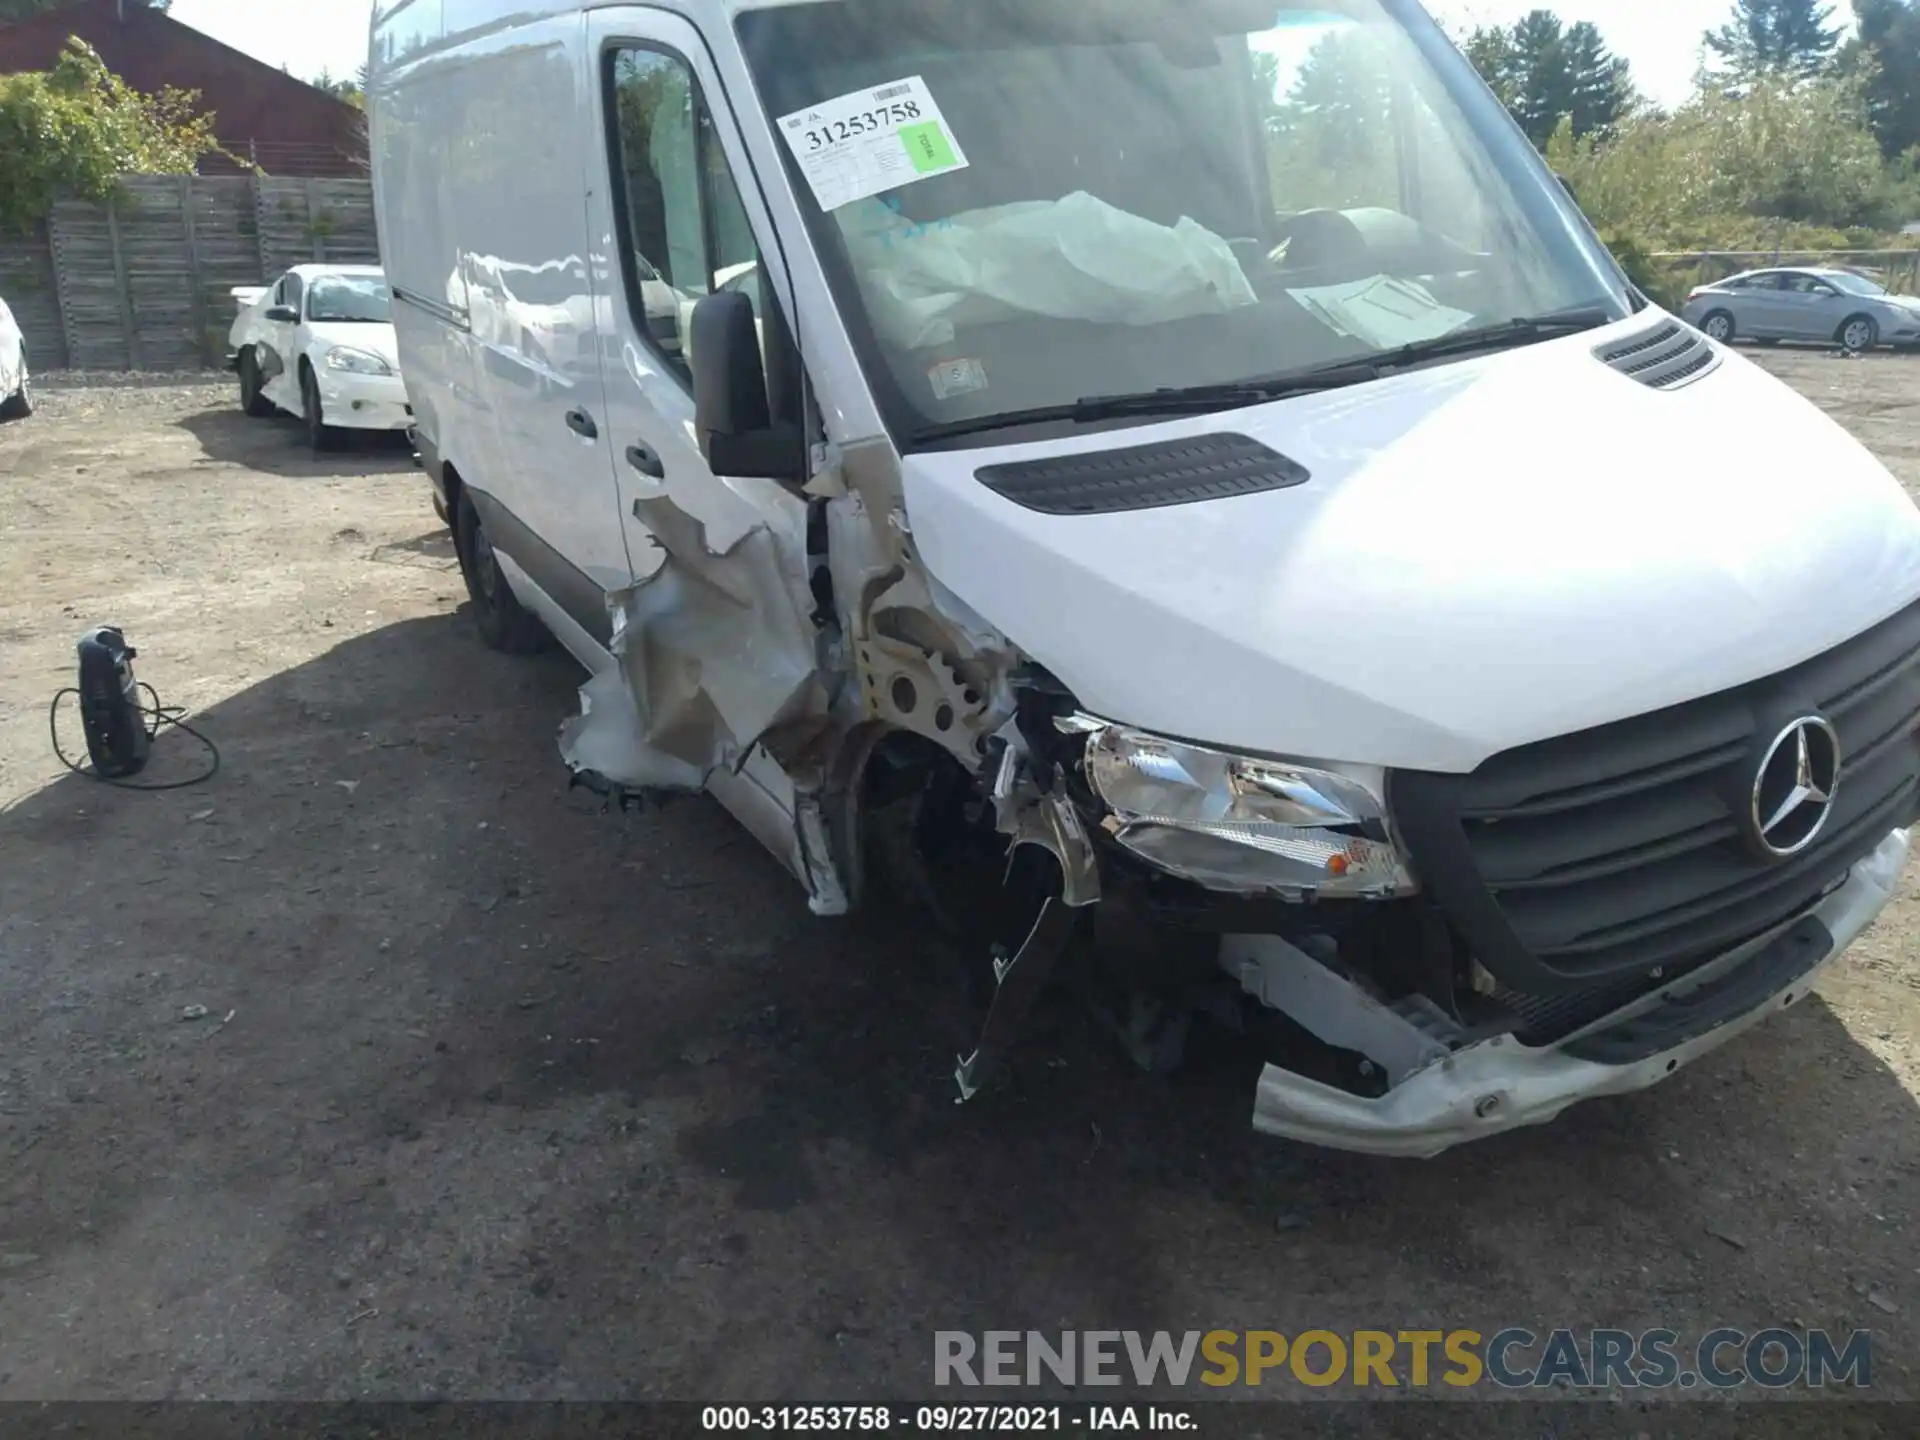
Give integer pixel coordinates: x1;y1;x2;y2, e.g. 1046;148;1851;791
837;190;1257;351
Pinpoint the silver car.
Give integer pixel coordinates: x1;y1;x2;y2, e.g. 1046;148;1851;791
1681;267;1920;353
0;292;30;421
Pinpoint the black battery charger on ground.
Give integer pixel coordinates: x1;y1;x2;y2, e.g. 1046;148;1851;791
49;626;219;789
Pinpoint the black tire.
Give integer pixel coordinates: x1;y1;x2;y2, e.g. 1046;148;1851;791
1700;310;1736;343
299;364;343;452
1839;315;1880;354
0;363;30;422
237;347;274;417
454;492;549;654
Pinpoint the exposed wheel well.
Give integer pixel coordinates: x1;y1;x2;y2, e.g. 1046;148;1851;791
843;725;1050;952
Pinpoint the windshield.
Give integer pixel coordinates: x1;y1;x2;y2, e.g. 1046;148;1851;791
307;276;393;324
1827;271;1888;298
738;0;1630;442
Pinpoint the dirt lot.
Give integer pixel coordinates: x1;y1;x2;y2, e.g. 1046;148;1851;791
2;352;1920;1420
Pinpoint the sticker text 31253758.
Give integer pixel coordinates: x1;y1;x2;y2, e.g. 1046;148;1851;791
776;76;969;213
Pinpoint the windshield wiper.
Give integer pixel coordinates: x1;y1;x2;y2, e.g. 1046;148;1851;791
908;361;1383;445
903;308;1614;447
1365;305;1616;371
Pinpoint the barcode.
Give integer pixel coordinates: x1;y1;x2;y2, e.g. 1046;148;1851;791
872;83;912;100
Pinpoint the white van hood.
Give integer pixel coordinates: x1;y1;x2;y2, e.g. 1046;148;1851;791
900;321;1920;773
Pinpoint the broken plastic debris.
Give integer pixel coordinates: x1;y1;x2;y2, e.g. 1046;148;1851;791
180;1004;209;1021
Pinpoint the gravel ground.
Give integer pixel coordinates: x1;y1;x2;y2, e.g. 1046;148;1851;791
1;352;1919;1429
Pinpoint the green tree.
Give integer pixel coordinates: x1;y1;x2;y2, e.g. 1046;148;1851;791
0;38;218;231
1265;28;1399;212
1704;0;1843;83
1546;68;1889;244
1464;10;1635;148
1846;0;1920;157
312;67;364;108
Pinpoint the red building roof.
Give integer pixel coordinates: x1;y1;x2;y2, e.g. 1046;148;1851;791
0;0;366;176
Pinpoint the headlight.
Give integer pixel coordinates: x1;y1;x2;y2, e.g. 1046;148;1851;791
323;346;392;375
1080;723;1415;898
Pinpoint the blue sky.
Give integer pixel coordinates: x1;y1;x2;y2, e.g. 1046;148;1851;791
169;0;1847;110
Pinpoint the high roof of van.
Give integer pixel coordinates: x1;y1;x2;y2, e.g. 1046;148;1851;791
369;0;817;73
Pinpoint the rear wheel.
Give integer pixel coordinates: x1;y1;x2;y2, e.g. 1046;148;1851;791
299;364;343;452
0;360;30;422
1700;310;1735;343
237;347;274;417
454;492;548;653
1839;315;1879;354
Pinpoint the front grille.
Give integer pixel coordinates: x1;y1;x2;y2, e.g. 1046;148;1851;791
1595;321;1722;391
1392;598;1920;996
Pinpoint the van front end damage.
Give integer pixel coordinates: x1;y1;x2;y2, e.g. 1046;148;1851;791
920;704;1912;1157
1238;825;1908;1156
551;444;1912;1158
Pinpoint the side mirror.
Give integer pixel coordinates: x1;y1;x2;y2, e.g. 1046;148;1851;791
1553;172;1580;207
690;289;803;481
266;305;299;323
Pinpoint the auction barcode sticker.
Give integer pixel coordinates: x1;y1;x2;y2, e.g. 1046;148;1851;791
776;75;970;212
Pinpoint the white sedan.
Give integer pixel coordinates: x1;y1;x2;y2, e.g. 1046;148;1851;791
0;291;31;422
228;265;409;450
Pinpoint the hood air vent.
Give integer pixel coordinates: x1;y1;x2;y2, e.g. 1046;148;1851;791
1595;320;1722;391
975;432;1310;516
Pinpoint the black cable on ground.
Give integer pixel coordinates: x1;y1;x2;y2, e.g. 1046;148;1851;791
48;681;221;790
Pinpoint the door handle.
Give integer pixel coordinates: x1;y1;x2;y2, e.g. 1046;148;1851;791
564;407;598;440
625;443;665;478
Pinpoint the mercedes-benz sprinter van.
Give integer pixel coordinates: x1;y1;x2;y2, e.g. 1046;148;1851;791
369;0;1920;1155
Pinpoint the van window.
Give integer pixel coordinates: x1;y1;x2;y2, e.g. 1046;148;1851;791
738;0;1633;445
607;47;762;382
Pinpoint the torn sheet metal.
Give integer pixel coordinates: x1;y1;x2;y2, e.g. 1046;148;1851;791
991;737;1101;908
825;480;1017;767
559;489;826;796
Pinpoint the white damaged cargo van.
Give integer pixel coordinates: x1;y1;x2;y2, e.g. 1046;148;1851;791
368;0;1920;1156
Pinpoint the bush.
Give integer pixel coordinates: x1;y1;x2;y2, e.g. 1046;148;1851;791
1595;226;1684;308
1544;71;1894;249
0;38;220;233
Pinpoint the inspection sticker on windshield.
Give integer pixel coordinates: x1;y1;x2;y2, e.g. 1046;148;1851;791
777;76;969;212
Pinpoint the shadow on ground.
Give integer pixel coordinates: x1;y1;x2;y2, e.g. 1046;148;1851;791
1;613;1917;1404
177;405;416;478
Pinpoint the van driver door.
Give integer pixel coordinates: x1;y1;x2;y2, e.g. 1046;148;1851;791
579;7;823;838
582;8;811;594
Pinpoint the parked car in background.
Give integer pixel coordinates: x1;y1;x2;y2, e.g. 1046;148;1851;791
1682;268;1920;353
227;265;409;450
0;292;32;422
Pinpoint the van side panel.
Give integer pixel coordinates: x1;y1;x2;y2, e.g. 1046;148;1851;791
372;5;631;649
369;9;478;504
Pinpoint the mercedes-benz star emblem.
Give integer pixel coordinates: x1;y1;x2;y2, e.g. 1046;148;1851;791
1749;716;1841;858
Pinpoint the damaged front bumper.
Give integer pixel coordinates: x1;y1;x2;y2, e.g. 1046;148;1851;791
319;370;413;431
1245;826;1909;1158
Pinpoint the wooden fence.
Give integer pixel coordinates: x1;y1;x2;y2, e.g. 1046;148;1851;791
0;174;380;373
